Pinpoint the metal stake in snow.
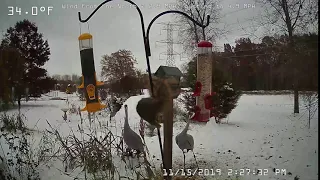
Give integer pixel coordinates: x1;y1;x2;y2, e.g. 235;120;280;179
193;41;213;122
61;108;69;121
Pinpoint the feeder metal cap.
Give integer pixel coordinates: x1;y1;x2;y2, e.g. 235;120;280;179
78;33;93;40
198;41;212;47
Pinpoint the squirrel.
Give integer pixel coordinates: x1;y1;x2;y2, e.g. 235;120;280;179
136;76;177;128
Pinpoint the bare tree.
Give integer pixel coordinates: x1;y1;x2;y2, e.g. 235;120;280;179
62;74;71;81
302;92;318;129
71;74;80;82
52;74;61;81
100;49;137;84
256;0;318;113
174;0;223;55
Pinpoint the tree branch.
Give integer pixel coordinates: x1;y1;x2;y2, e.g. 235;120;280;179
291;0;304;29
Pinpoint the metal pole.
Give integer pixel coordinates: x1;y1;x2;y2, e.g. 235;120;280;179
145;11;209;180
163;98;174;179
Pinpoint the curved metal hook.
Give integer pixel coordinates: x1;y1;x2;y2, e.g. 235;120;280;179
77;0;148;77
146;10;210;40
78;0;143;23
144;10;210;107
78;0;112;22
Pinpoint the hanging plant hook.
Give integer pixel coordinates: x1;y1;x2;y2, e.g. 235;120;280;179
145;10;210;95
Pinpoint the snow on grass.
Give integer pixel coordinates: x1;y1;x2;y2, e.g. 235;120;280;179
0;91;318;180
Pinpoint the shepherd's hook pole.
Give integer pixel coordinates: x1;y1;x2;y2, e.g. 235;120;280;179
78;2;210;179
145;11;209;180
77;0;165;171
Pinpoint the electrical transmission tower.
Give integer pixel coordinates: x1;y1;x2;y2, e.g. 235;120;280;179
156;22;182;67
1;29;5;38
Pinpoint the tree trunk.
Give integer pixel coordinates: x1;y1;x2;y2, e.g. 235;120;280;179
18;95;21;110
269;64;273;90
292;36;299;113
192;22;199;43
294;86;299;113
308;102;311;129
201;27;206;41
281;0;299;113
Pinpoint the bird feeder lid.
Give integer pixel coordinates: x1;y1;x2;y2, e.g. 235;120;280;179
198;41;212;48
154;66;183;78
78;33;93;40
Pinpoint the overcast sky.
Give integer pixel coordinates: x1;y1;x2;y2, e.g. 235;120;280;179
0;0;263;77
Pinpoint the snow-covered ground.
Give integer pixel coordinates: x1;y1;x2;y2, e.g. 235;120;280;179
0;91;318;180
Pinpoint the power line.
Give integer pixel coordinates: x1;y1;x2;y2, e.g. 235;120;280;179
225;17;257;27
219;7;252;19
157;22;182;27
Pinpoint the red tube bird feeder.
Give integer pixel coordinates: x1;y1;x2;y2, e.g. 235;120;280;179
191;41;213;123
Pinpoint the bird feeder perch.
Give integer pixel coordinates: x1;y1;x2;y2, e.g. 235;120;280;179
77;33;106;113
192;41;213;122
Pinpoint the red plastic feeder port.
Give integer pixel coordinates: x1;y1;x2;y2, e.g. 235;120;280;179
192;81;202;97
204;93;213;110
191;106;201;121
197;113;210;122
191;106;209;122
